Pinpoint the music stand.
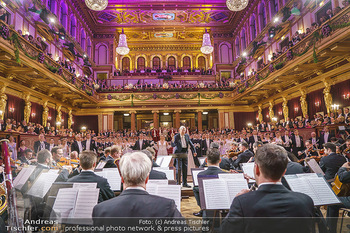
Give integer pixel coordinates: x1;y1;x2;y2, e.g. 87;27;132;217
171;153;188;184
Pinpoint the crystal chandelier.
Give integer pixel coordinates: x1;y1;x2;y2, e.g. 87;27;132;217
116;29;130;56
200;29;213;54
85;0;108;11
226;0;249;12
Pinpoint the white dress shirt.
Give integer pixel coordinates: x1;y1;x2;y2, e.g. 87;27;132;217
181;135;187;148
324;133;329;143
295;136;301;147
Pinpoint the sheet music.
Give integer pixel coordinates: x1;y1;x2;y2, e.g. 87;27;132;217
72;188;99;224
156;185;181;212
242;163;255;183
160;156;172;167
218;173;245;180
95;161;106;169
199;157;206;165
154;168;174;180
73;183;97;189
225;179;249;203
13;166;35;190
146;185;158;195
156;156;164;166
203;179;230;210
192;169;204;186
48;169;59;174
306;159;325;175
96;169;121;191
147;179;168;186
27;172;59;198
52;188;78;219
285;175;340;206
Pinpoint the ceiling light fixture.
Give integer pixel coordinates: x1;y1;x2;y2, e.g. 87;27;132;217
116;29;130;56
200;29;213;54
85;0;108;11
226;0;249;11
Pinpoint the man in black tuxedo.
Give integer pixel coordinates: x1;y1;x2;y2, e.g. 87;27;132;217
71;134;83;154
248;130;261;148
319;126;333;145
132;134;149;150
232;142;254;169
201;134;213;156
221;144;315;233
193;147;226;217
33;134;50;154
82;133;97;152
320;142;346;180
67;151;114;203
172;126;197;187
142;149;167;179
291;129;304;156
282;130;292;152
92;152;183;228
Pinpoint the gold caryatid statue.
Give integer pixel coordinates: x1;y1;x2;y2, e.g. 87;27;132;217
56;105;62;124
258;105;263;123
300;89;308;118
282;96;289;121
0;93;7;120
42;101;49;127
323;80;333;115
268;101;274;120
68;109;73;129
24;101;31;123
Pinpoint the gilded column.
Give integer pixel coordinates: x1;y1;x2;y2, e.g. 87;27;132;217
258;104;263;123
152;110;159;129
130;111;136;131
23;94;31;124
56;105;62;125
282;96;289;121
268;101;274;120
197;110;203;132
174;110;181;129
0;84;7;120
300;89;308;118
323;80;333;115
42;101;49;127
68;109;73;129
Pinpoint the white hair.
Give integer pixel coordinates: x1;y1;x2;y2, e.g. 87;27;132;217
119;151;152;186
179;126;186;132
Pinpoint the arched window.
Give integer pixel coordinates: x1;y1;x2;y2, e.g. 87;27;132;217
60;2;68;28
198;56;206;69
137;57;145;70
80;29;86;50
250;15;257;40
48;0;56;14
122;57;130;71
152;56;160;69
235;38;240;57
259;2;267;30
183;56;191;69
168;56;176;70
270;0;278;16
241;29;246;51
220;44;230;63
70;16;76;38
97;44;107;64
87;38;92;57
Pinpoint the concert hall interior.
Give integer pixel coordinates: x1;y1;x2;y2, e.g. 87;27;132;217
0;0;350;232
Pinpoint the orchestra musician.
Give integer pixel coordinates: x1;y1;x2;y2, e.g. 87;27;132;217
297;140;318;160
343;139;350;161
142;149;167;180
231;142;253;169
319;142;346;180
66;151;115;203
309;132;320;148
221;144;315;233
104;145;120;168
18;148;37;165
193;147;226;217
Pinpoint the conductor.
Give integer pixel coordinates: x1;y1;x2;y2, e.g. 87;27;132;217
172;126;197;188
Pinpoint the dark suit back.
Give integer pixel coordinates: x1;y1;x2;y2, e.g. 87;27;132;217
92;189;182;227
320;153;346;180
221;184;314;233
198;166;226;176
149;169;167;180
67;171;115;203
233;150;254;168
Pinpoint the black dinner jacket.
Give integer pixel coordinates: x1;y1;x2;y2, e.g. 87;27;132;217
198;166;226;176
92;189;182;226
82;139;97;152
33;140;50;154
221;184;315;233
319;152;347;180
71;140;83;154
67;171;115;203
149;169;167;180
132;140;150;150
248;135;261;147
291;135;304;149
232;150;254;168
172;133;196;155
201;138;213;154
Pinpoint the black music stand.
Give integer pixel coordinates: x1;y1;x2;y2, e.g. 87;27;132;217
171;153;188;185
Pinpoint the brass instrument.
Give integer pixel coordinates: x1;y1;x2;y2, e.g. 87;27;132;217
1;139;24;232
